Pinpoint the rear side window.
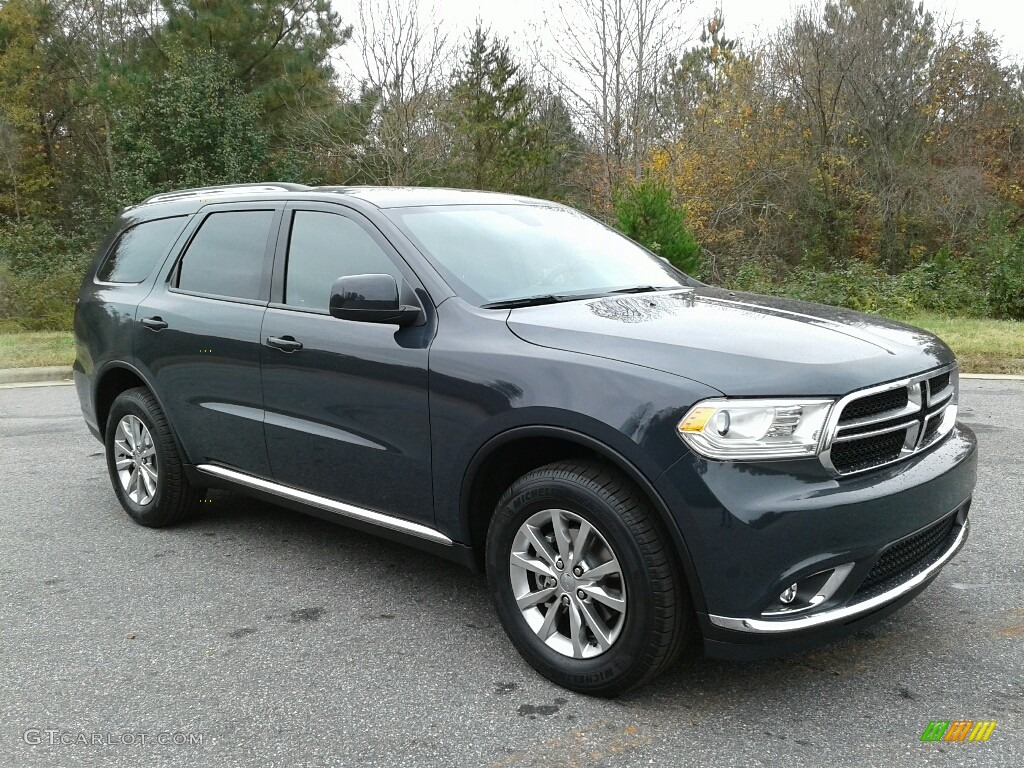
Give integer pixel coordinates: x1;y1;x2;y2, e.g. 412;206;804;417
97;217;186;283
284;211;401;310
176;211;274;300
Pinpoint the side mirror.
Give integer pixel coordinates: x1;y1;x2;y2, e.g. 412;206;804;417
329;274;421;326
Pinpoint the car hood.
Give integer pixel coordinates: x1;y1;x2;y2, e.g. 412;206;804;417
505;288;955;397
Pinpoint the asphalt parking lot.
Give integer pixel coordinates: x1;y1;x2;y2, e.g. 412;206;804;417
0;380;1021;767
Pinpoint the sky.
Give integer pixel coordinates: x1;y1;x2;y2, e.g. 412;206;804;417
335;0;1024;63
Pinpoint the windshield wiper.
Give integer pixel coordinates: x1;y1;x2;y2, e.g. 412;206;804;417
482;286;677;309
605;285;677;295
481;295;570;309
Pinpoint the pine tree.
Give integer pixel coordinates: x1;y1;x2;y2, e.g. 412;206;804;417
448;26;535;192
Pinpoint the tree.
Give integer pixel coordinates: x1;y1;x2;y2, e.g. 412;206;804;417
441;29;584;199
158;0;349;129
773;0;946;270
274;86;382;184
654;14;789;277
354;0;449;185
615;177;700;272
113;46;267;204
0;0;351;228
544;0;690;205
445;27;536;192
0;0;77;222
659;9;739;139
924;28;1024;240
527;86;586;201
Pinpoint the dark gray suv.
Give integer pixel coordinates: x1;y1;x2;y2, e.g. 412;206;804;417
74;183;977;695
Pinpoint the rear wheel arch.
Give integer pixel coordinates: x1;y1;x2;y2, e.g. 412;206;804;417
93;363;192;465
104;386;201;526
460;425;707;615
94;364;149;434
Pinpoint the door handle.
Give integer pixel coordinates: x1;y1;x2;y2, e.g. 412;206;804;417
266;335;303;352
142;316;168;331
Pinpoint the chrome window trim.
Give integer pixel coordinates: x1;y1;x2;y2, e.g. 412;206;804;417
820;363;958;476
196;464;453;546
709;517;969;633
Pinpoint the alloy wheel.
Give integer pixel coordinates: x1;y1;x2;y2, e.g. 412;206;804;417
113;414;158;506
508;508;627;659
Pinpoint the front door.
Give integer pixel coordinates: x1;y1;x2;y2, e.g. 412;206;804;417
259;203;435;526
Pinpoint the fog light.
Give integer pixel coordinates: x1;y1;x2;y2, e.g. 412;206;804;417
779;584;798;604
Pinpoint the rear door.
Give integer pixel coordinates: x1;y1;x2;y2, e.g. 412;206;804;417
134;202;282;475
260;202;435;527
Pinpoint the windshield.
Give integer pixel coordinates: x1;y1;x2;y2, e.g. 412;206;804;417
385;204;690;306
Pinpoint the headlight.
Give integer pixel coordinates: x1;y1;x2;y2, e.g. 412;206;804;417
677;398;835;460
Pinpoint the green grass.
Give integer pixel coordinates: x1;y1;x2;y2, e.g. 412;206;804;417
0;314;1021;374
893;313;1024;375
0;331;76;369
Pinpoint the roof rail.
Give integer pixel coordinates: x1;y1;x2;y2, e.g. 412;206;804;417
140;182;310;205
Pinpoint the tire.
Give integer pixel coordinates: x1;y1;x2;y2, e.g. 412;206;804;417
486;459;690;696
104;387;200;527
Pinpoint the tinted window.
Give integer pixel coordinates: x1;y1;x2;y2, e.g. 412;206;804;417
176;211;274;300
285;211;401;310
97;217;186;283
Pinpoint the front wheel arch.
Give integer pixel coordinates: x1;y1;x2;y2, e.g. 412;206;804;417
461;425;707;616
485;458;691;694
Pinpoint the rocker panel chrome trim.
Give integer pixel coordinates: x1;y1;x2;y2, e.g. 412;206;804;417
196;464;453;546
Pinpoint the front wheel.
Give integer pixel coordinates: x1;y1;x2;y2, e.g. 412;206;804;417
104;387;201;527
486;460;690;696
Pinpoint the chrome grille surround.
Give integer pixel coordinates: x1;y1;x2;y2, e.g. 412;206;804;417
820;363;959;476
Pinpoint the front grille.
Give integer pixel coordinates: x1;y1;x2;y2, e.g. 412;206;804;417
854;513;959;599
830;430;906;473
840;414;912;438
823;365;958;476
928;372;950;395
839;388;908;423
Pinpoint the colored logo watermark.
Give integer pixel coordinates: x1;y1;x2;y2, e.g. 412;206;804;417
920;721;997;742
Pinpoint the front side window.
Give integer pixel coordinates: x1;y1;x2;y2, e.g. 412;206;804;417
386;204;688;306
97;217;187;283
176;211;274;300
284;211;401;311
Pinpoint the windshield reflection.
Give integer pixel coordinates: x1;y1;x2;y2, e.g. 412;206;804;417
387;204;688;306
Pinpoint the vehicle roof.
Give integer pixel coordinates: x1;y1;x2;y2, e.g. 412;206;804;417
131;183;552;212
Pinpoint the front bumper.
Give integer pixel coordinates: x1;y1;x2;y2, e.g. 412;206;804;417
654;423;977;659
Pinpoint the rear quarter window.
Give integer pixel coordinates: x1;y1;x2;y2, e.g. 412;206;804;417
96;216;188;283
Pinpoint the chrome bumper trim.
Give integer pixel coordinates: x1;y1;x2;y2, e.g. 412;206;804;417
196;464;453;546
709;518;969;633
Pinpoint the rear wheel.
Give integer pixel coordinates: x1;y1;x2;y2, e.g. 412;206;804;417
486;460;690;696
104;387;200;527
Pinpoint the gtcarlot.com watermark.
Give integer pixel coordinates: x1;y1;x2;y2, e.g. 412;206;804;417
24;729;205;747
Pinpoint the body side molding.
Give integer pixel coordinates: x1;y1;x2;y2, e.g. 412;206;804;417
197;464;453;546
